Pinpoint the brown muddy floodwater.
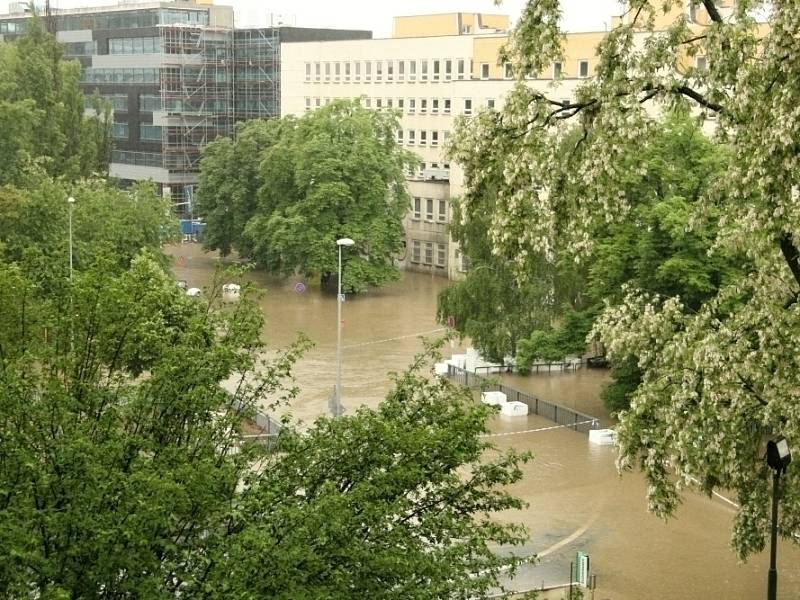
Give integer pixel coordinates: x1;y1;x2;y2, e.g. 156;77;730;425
169;244;800;600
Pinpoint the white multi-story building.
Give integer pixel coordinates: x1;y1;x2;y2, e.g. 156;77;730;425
281;7;722;279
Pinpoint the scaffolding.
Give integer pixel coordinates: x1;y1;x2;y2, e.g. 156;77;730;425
232;28;280;123
158;23;234;186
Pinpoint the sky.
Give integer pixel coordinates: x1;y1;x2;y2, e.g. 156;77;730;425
1;0;624;37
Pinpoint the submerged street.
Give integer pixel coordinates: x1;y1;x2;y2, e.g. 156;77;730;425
171;244;800;599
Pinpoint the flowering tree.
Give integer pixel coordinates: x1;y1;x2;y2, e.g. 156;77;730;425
451;0;799;556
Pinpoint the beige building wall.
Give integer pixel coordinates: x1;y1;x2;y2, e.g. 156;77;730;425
392;13;509;38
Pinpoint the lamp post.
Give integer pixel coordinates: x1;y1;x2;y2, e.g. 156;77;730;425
766;437;792;600
332;237;355;417
67;196;76;279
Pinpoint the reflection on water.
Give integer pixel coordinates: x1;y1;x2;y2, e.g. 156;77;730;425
168;244;800;599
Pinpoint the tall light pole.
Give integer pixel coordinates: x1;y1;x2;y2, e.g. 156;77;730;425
67;196;75;279
333;237;355;417
766;437;792;600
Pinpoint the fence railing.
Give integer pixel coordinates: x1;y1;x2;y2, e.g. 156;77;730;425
447;365;600;434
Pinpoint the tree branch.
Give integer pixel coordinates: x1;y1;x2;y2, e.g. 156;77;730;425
779;232;800;289
701;0;723;24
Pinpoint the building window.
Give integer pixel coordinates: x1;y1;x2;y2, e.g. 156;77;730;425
397;98;404;110
109;37;160;55
345;62;351;80
444;98;451;114
315;62;321;81
421;60;428;81
387;60;394;80
436;243;446;267
424;242;434;265
553;61;562;78
432;98;439;113
139;94;161;111
696;55;707;71
112;122;129;139
139;123;161;141
426;198;434;221
412;240;421;263
355;61;361;79
397;128;404;144
365;61;372;81
420;98;427;113
304;97;311;111
438;199;447;222
365;98;372;108
324;62;331;81
504;63;513;79
376;98;383;109
420;130;427;146
457;59;465;79
480;63;490;79
315;97;321;107
464;99;472;115
398;60;405;80
578;60;589;78
413;197;421;219
431;131;439;146
387;98;393;108
445;59;452;79
375;60;383;81
409;60;417;80
408;98;416;114
408;129;415;145
487;98;495;109
433;59;440;81
305;63;311;81
334;62;341;81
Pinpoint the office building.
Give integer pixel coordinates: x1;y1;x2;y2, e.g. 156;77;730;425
0;0;370;212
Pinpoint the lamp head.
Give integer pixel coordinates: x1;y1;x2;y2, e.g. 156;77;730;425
766;438;792;473
336;238;355;247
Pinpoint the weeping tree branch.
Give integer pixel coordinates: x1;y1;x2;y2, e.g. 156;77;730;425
701;0;724;24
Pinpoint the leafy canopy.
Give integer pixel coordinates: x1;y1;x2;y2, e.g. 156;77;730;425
198;100;417;292
455;0;797;556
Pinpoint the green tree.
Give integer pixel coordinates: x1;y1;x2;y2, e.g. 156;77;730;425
0;255;531;597
0;16;110;184
0;173;178;293
198;100;417;292
453;0;798;556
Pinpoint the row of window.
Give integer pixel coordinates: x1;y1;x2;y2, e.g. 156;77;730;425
398;129;449;148
82;67;160;84
412;197;447;222
63;41;98;58
406;161;450;180
305;58;476;83
305;96;484;116
109;37;162;55
111;122;163;141
0;9;208;34
410;240;447;267
304;59;599;82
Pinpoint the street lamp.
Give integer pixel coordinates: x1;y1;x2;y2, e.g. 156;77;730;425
332;237;355;417
67;196;76;279
766;437;792;600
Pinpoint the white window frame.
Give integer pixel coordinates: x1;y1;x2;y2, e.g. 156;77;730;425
504;62;513;79
444;98;451;114
436;243;446;267
480;63;490;79
425;198;434;221
432;98;439;114
578;59;589;78
431;131;439;146
420;98;427;114
408;129;416;145
413;197;421;220
412;240;421;263
419;130;427;146
424;241;434;265
437;200;447;223
457;59;465;80
464;98;472;115
553;61;562;79
305;62;311;81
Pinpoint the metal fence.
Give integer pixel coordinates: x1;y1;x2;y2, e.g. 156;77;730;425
447;365;600;434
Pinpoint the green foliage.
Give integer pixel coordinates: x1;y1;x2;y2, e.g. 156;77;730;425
0;17;110;183
199;100;416;292
0;257;531;597
455;1;800;557
0;173;178;293
199;348;532;599
516;307;596;372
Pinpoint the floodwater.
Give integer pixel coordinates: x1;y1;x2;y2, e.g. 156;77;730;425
169;244;800;600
